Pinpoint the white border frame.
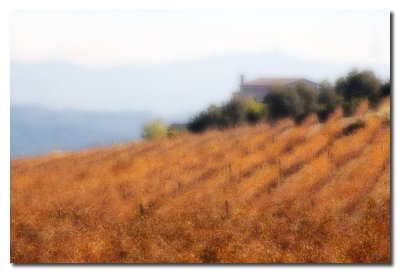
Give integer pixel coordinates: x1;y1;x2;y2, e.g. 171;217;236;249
1;1;397;272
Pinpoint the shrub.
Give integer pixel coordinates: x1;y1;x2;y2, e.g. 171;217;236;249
242;96;266;124
141;119;167;140
342;119;365;136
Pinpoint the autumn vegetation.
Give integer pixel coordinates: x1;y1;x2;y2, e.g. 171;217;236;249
10;96;390;263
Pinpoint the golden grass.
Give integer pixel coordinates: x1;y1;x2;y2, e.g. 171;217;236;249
11;100;391;263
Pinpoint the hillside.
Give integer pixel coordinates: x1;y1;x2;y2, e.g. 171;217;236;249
10;98;391;263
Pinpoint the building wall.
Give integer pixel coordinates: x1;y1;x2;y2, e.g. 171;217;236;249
285;80;319;90
237;79;319;102
239;85;269;102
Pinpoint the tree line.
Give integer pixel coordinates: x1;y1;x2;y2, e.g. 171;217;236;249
142;69;390;138
187;69;390;133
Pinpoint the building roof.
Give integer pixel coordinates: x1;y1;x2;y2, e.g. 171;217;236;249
241;78;313;87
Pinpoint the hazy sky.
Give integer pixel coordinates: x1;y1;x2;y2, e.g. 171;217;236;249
10;10;390;116
11;10;390;67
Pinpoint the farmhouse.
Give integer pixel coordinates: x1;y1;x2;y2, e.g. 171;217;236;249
233;75;319;102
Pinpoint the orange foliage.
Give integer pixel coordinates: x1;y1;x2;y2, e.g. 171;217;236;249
353;100;369;117
330;116;383;164
11;108;390;263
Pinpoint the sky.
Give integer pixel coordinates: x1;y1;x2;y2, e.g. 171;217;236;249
10;10;390;115
11;10;390;67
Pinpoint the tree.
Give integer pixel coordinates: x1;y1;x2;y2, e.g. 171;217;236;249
221;98;247;127
207;105;224;128
318;80;343;120
264;85;304;120
319;81;343;109
187;97;265;133
141;119;167;140
335;70;382;101
342;97;365;117
294;82;320;118
381;80;391;97
187;104;223;133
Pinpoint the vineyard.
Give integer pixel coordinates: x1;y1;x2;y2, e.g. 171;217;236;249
11;98;391;263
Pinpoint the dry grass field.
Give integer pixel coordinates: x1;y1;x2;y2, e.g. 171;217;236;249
10;98;391;263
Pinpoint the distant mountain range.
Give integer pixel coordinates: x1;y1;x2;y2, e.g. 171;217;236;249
11;52;390;114
10;52;389;157
11;105;190;157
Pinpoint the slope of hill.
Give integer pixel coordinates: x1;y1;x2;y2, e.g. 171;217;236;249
10;99;391;263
